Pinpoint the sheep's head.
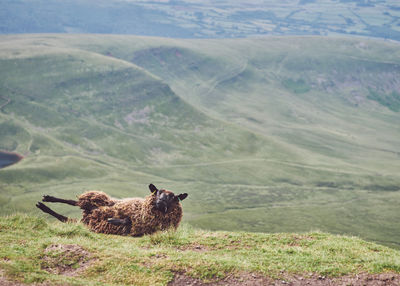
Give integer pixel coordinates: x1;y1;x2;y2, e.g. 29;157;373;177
149;184;188;214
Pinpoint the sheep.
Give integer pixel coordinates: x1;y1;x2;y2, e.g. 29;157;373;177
35;184;188;236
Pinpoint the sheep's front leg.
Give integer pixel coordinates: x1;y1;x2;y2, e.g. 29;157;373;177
107;217;132;235
42;195;77;206
36;202;69;222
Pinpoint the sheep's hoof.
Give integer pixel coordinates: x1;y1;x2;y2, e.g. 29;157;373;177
36;202;48;211
42;195;56;202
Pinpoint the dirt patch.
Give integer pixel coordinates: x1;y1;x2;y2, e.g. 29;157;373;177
178;244;210;252
168;272;400;286
41;244;93;276
277;272;400;285
168;272;271;286
178;240;252;252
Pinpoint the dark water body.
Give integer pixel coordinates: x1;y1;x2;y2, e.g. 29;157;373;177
0;151;22;169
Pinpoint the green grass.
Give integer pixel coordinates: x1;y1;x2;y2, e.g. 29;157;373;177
0;214;399;285
0;34;399;251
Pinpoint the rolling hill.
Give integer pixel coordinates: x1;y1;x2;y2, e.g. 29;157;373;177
0;34;399;249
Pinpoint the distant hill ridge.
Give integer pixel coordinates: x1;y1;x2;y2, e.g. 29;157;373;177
1;0;400;40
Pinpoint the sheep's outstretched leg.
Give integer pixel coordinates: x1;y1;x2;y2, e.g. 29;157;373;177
36;202;69;223
42;195;77;206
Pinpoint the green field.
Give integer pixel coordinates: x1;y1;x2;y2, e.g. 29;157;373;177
1;214;400;285
2;0;400;40
0;34;399;250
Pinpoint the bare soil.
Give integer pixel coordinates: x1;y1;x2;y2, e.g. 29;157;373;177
178;244;211;252
168;272;400;286
169;272;270;286
0;244;92;285
41;244;92;276
2;268;400;285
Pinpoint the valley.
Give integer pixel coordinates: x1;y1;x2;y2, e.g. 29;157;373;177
0;34;399;248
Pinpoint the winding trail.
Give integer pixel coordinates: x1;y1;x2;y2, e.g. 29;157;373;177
193;58;248;103
0;96;10;110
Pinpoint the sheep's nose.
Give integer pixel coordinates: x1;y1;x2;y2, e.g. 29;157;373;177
156;201;168;213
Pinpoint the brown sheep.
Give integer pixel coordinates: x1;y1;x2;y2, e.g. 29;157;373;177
36;184;188;236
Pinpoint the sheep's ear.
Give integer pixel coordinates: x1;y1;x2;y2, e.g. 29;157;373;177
149;184;158;194
177;193;188;201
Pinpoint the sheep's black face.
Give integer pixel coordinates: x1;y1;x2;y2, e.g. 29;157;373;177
155;190;176;214
149;184;188;214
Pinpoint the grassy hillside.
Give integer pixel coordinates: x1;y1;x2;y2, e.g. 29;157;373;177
0;214;400;285
0;35;400;250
